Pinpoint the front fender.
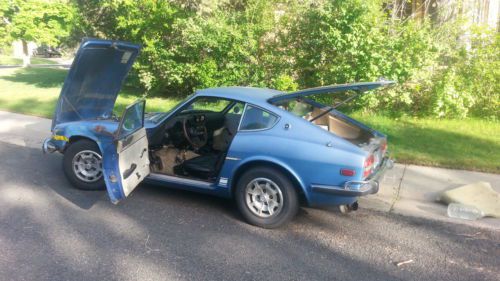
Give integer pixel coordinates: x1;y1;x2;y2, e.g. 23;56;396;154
50;121;125;203
51;120;118;152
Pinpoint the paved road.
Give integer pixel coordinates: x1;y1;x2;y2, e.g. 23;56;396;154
0;112;499;281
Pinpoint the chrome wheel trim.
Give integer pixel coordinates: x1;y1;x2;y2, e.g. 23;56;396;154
72;150;103;183
245;177;284;218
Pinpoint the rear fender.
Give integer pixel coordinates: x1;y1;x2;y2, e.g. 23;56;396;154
229;156;310;204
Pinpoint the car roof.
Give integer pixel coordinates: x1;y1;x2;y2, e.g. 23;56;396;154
195;87;283;105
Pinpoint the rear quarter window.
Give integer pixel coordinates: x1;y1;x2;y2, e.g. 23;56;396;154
239;105;278;131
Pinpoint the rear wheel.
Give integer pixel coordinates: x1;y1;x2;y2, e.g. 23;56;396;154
63;139;105;190
235;167;299;228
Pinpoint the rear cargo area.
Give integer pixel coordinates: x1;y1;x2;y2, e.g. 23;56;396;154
306;108;375;146
272;97;377;147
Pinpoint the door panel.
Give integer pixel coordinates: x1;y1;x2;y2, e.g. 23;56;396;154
103;100;149;203
117;127;150;196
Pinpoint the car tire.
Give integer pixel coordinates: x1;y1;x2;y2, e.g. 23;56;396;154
63;139;106;191
235;167;299;228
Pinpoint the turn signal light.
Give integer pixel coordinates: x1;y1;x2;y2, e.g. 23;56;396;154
340;169;356;177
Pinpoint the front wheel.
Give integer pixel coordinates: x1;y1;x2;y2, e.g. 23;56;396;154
235;167;299;228
63;139;105;190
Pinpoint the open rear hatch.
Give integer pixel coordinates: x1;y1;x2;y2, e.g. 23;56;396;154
269;80;395;149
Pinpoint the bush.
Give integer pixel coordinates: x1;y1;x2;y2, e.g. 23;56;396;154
400;23;500;119
461;27;499;119
75;0;499;119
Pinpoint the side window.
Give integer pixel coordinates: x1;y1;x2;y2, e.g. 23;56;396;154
118;100;145;138
181;97;231;113
239;105;278;131
227;102;244;116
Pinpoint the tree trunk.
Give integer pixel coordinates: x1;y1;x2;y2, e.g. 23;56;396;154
22;39;30;67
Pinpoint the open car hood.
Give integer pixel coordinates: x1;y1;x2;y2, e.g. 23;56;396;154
52;39;140;129
268;81;395;103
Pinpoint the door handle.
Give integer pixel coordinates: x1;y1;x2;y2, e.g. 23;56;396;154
140;148;147;158
123;163;137;179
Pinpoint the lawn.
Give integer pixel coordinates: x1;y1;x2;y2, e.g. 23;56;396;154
0;68;180;117
353;115;499;173
0;67;498;173
0;55;62;65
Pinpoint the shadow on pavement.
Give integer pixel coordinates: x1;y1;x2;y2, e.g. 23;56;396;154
0;141;499;281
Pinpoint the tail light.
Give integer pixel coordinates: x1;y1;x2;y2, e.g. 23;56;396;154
363;154;374;178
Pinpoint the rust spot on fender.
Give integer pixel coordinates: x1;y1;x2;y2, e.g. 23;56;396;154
94;125;114;137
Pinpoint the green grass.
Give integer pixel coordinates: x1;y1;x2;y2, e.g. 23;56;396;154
0;68;180;117
30;57;59;65
353;114;500;173
0;55;62;65
0;55;22;65
0;67;498;173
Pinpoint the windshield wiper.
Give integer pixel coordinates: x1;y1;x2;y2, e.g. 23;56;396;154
309;90;362;122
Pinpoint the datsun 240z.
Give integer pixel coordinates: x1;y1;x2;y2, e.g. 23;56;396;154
43;39;394;228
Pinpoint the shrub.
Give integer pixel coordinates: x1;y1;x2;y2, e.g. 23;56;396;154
75;0;499;119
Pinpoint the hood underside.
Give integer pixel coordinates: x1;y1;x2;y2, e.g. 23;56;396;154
52;39;140;129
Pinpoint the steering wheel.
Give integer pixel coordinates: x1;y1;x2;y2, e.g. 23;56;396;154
182;114;208;149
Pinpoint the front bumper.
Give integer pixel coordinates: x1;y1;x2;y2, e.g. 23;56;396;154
311;157;394;197
42;138;58;154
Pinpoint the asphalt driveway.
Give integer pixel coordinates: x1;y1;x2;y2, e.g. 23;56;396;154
0;111;499;281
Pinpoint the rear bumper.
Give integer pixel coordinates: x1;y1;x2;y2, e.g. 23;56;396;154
311;157;394;197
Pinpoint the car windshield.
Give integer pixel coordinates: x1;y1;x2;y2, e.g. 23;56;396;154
180;97;231;113
143;93;195;124
145;112;169;123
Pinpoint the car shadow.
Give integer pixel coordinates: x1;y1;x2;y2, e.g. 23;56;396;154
0;137;325;228
2;140;500;280
1;139;244;217
0;141;106;210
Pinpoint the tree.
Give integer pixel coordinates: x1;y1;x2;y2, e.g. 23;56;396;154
2;0;77;65
0;1;13;48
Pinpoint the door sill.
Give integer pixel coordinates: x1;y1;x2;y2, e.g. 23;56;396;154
147;173;215;189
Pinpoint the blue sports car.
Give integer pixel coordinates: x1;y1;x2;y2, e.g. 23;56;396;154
43;39;394;228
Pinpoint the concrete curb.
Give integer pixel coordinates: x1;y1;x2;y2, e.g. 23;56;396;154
360;163;500;230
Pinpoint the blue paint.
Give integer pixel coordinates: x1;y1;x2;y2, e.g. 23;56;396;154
45;39;393;208
52;39;140;129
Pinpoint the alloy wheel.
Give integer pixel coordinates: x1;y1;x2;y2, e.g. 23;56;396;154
245;178;284;218
72;150;103;183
